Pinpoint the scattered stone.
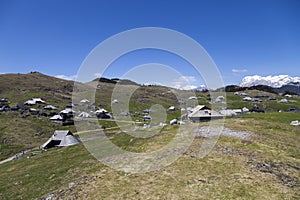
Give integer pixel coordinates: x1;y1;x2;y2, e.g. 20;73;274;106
68;182;76;188
194;126;251;139
247;160;299;188
48;174;55;180
290;120;300;126
44;193;54;200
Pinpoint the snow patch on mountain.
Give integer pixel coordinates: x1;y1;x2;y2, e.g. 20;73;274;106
195;84;207;91
240;75;300;88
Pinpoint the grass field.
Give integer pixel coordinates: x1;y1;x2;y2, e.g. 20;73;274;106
0;73;299;199
0;112;77;161
0;112;299;199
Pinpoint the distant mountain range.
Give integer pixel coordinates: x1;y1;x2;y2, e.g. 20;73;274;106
240;75;300;88
238;75;300;95
1;72;299;96
194;85;208;91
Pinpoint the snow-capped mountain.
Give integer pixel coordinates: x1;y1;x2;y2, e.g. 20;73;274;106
240;75;300;88
194;84;207;91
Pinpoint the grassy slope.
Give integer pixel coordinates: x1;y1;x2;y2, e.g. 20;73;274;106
0;72;82;160
0;73;299;199
0;73;187;160
0;72;75;106
0;113;76;161
0;112;299;199
0;144;99;199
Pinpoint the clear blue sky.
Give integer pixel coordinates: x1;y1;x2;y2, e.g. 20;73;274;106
0;0;299;87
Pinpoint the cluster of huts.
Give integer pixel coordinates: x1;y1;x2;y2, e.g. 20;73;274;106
0;98;52;117
0;98;52;113
47;99;116;125
1;92;299;150
0;97;114;126
234;92;295;103
1;92;299;124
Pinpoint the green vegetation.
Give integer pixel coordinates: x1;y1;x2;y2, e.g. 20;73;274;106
240;112;300;125
226;90;300;111
0;72;74;106
0;144;100;200
0;73;299;199
0;115;299;199
0;112;76;160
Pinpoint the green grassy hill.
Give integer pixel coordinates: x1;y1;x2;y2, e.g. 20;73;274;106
0;72;299;199
0;73;190;160
0;72;75;106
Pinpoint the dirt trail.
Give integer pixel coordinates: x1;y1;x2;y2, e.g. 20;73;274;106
0;147;39;164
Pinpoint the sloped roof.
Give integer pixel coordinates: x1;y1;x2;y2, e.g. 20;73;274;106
32;98;45;103
112;99;119;103
170;118;177;125
142;115;152;120
50;115;63;120
280;99;288;103
95;108;108;113
41;130;80;149
168;106;175;110
188;105;209;117
57;135;80;146
220;109;241;116
188;96;197;100
0;98;8;102
232;109;242;113
78;112;91;118
24;100;36;105
80;99;90;103
59;108;74;114
52;130;71;140
25;98;45;105
188;109;223;118
44;105;58;110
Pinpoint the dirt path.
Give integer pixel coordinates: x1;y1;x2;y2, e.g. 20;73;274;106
0;147;39;165
1;124;250;165
0;123;133;164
